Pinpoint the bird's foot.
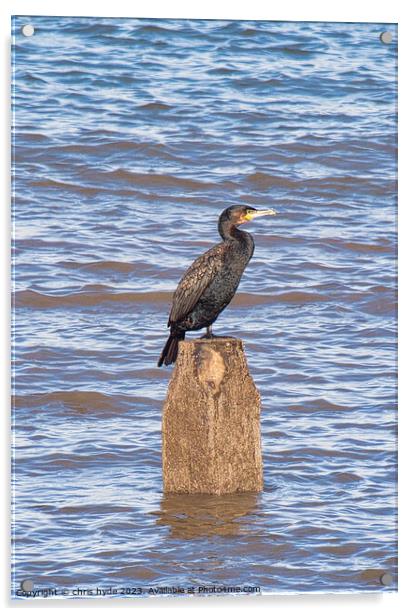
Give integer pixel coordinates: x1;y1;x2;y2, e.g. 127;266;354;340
201;325;215;339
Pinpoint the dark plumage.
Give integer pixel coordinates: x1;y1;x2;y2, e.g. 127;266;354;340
157;205;276;367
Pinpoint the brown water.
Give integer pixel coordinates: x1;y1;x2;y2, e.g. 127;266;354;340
12;16;397;597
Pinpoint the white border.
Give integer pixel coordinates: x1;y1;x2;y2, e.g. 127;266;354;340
0;0;402;21
2;1;413;614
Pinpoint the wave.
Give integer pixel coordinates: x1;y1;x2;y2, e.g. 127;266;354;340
50;141;182;164
139;24;177;33
316;544;362;556
13;390;152;412
278;446;357;459
322;238;394;254
14;289;172;309
16;132;50;143
207;66;237;75
241;28;258;36
29;171;394;202
246;172;298;189
16;285;394;311
60;260;138;273
104;169;218;190
58;504;133;514
56;140;140;153
330;472;362;483
306;176;397;196
287;398;351;412
233;291;330;305
139;102;172;111
274;45;314;57
30;179;101;195
14;289;330;309
246;172;397;196
31;170;221;194
232;77;284;89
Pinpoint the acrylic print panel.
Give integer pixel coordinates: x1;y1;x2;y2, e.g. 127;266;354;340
11;16;397;598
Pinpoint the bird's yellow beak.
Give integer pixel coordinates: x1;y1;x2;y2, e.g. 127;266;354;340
244;208;277;221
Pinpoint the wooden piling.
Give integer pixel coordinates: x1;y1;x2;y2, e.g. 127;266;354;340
162;337;263;494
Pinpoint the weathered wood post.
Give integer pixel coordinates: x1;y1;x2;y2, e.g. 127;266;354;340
162;337;263;494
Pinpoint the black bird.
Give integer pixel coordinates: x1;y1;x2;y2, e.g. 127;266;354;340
157;205;276;367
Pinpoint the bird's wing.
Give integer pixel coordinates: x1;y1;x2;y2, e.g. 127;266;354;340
168;244;226;326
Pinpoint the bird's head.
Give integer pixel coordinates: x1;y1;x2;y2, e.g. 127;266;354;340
224;205;277;226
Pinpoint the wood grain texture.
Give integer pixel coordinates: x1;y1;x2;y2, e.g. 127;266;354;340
162;338;263;494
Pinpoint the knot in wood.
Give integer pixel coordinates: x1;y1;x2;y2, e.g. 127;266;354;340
196;346;226;393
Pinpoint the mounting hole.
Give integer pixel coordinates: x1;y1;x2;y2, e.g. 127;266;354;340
21;24;35;37
380;31;393;44
21;579;34;592
380;572;393;586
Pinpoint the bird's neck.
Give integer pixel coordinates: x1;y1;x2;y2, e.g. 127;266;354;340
218;219;249;243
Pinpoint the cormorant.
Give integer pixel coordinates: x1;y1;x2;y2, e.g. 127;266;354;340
157;205;276;367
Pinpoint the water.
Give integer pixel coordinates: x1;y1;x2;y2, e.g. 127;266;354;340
11;16;397;597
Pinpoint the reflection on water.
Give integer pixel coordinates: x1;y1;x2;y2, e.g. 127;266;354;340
156;492;260;539
12;16;397;596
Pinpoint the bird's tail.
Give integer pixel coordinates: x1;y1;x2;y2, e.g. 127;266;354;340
157;331;185;367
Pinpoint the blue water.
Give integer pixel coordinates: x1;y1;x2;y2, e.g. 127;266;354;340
11;16;397;598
